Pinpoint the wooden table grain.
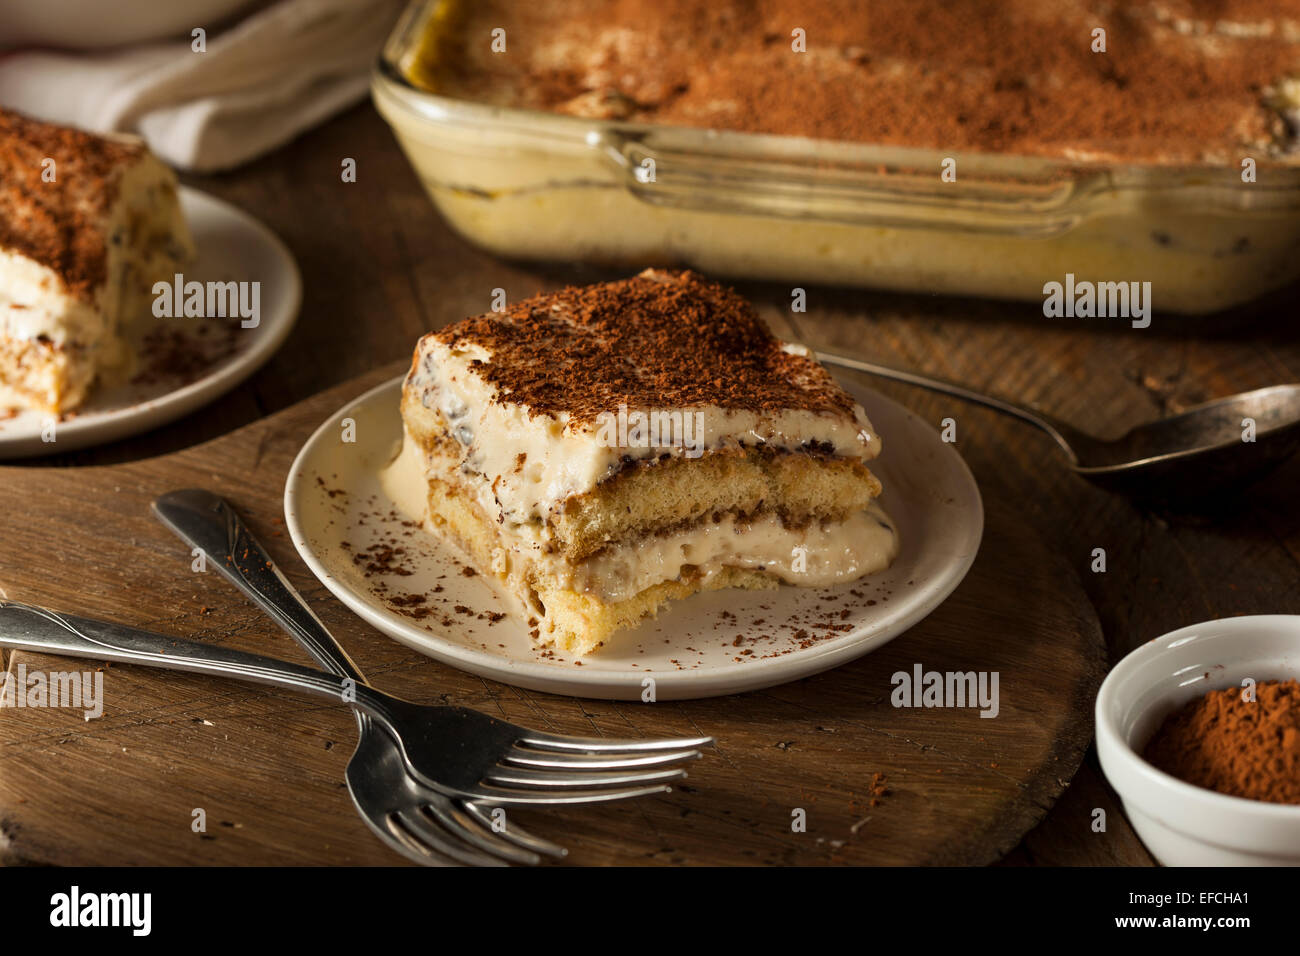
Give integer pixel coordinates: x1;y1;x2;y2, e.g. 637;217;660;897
28;103;1300;865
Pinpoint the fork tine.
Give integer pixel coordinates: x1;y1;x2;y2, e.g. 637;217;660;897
516;731;714;753
368;816;459;867
472;783;674;805
462;801;567;859
390;809;508;867
505;746;702;770
485;765;687;790
421;801;542;866
488;760;692;789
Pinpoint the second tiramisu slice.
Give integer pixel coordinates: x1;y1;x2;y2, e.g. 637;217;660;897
1;109;195;414
395;269;898;656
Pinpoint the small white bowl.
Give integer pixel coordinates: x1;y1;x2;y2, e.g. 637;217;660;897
1096;615;1300;866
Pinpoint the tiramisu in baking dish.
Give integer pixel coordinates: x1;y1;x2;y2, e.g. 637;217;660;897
0;109;194;414
375;0;1300;314
412;0;1300;164
393;269;898;655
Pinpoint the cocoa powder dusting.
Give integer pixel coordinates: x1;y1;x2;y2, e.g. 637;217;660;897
130;316;243;387
0;108;146;300
426;0;1300;164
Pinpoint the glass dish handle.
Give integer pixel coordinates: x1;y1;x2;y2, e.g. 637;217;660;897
589;129;1104;238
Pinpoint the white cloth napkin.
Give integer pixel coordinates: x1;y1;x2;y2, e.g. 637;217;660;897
0;0;405;172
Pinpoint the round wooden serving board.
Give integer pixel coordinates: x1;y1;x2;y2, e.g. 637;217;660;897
0;364;1106;866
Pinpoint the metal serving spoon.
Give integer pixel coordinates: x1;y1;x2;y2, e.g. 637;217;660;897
818;351;1300;499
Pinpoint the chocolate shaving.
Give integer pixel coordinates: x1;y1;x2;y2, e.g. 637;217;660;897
430;269;859;423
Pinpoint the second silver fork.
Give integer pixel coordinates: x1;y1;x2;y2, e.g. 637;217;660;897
151;489;707;865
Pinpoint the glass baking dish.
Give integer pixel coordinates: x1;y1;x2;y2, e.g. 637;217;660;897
373;0;1300;316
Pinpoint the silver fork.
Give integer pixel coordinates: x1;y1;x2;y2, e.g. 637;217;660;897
0;600;711;849
160;491;707;862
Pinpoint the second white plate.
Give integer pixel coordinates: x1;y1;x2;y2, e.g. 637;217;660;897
284;376;983;700
0;187;300;459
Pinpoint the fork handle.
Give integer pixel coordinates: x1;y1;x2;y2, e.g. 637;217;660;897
0;600;399;722
151;489;366;683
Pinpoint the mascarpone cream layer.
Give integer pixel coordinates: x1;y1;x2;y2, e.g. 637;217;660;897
572;505;899;602
0;253;103;346
380;434;899;604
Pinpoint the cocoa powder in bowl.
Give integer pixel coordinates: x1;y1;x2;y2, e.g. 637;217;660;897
1142;678;1300;805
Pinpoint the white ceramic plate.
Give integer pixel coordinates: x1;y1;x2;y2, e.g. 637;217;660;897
284;376;983;700
0;187;300;459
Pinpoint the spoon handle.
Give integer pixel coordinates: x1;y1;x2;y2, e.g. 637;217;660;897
817;350;1088;464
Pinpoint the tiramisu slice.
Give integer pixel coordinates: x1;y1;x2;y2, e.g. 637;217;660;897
394;269;898;656
0;109;194;413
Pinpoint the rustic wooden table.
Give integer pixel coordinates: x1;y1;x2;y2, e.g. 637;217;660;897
30;104;1300;865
